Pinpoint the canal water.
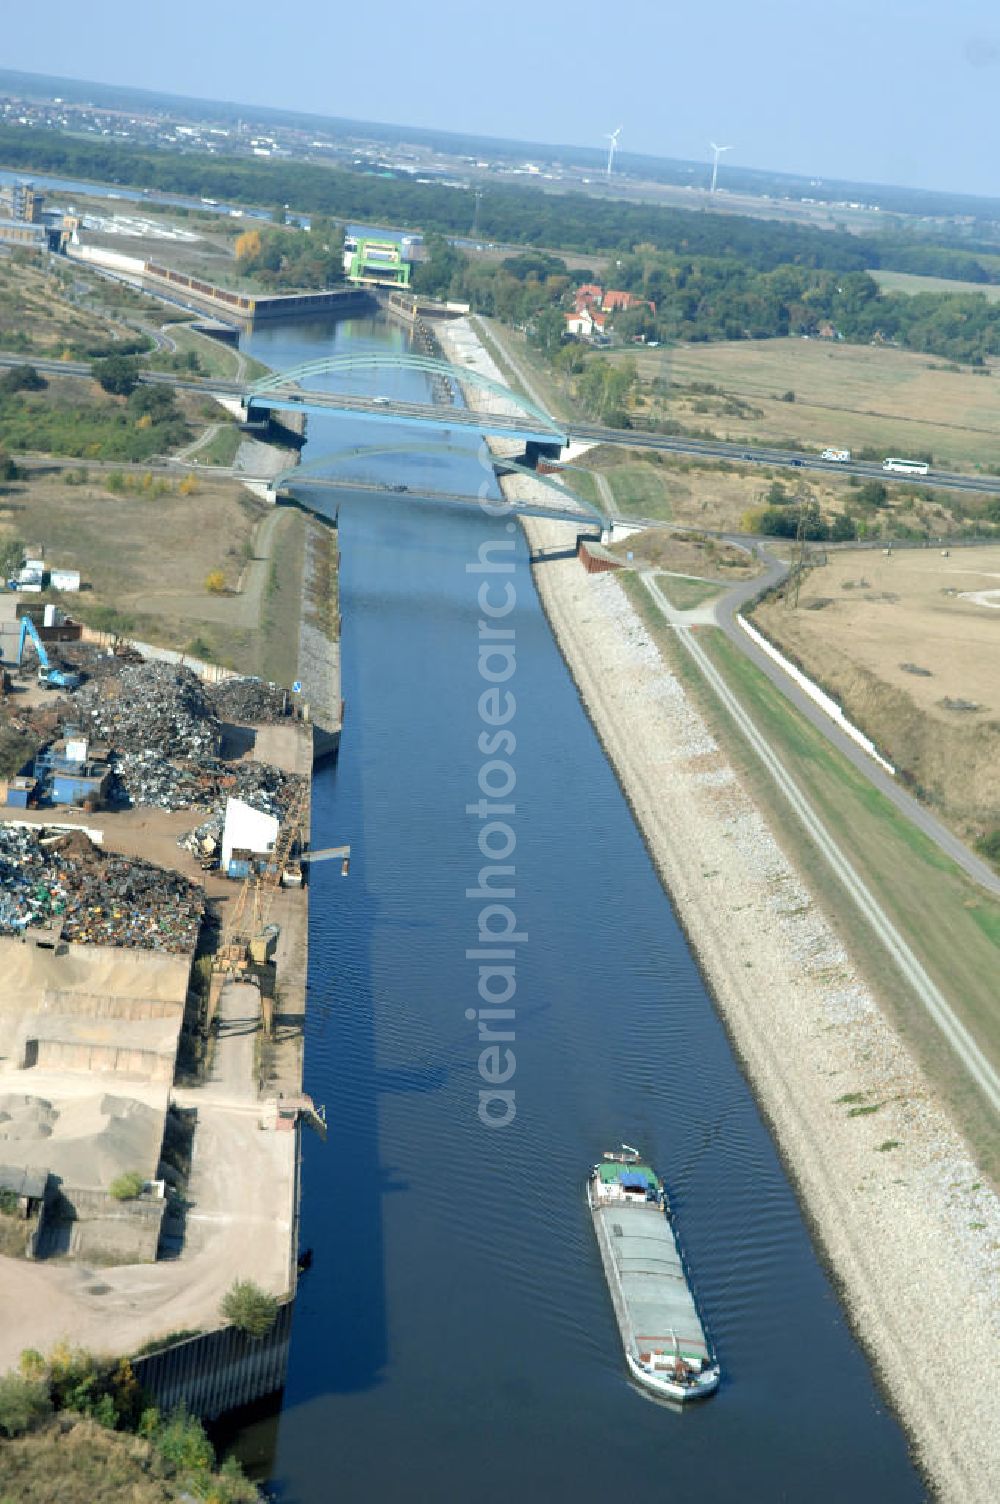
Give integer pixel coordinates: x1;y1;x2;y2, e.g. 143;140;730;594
240;315;923;1502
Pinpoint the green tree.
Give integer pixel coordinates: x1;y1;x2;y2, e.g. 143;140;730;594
856;480;889;510
0;1374;51;1436
155;1405;215;1474
411;233;464;299
0;536;24;580
529;305;566;355
109;1170;145;1201
0;364;46;395
220;1280;278;1337
830;512;857;541
128;384;177;421
93;354;140;397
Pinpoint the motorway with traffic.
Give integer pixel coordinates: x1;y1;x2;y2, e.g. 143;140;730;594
5;351;1000;501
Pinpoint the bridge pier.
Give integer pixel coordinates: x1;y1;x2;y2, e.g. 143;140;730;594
522;440;565;471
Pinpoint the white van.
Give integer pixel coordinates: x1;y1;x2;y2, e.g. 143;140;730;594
821;448;851;462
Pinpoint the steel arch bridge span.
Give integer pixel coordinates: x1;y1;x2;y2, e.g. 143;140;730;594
272;442;606;527
247;353;565;439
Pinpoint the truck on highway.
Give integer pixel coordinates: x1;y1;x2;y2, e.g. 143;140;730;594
821;447;851;462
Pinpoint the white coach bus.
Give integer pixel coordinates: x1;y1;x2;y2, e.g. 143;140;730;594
882;457;930;476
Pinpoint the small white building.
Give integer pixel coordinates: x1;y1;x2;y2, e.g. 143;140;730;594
221;797;280;875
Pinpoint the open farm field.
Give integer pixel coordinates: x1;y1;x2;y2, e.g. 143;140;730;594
753;545;1000;836
0;469;299;674
871;269;1000;302
610;337;1000;471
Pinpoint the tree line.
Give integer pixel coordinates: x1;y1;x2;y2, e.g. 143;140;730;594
414;237;1000;363
7;123;1000;281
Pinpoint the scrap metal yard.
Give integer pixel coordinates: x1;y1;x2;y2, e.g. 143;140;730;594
0;825;203;947
0;624;319;1368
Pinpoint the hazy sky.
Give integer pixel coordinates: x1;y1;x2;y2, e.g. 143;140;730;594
6;1;998;196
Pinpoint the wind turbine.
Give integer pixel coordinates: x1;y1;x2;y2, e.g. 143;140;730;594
605;126;623;178
709;141;733;194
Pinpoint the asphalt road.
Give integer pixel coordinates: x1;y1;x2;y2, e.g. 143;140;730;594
570;422;1000;497
5;351;1000;500
705;559;1000;896
643;572;1000;1113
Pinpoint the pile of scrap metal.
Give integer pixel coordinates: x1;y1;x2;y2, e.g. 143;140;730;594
177;766;306;858
0;825;203;952
56;663;300;815
206;676;290;724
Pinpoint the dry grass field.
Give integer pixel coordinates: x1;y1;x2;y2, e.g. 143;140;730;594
577;448;849;528
754;544;1000;834
574;445;976;537
0;256;124;354
610;337;1000;471
0;470;302;677
608;525;759;580
871;269;1000;302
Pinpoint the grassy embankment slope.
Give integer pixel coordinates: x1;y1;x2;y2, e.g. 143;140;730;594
0;257;264;457
0;256;142;357
0;1415;258;1504
623;577;1000;1175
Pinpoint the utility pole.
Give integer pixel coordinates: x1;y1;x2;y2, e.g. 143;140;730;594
788;490;810;608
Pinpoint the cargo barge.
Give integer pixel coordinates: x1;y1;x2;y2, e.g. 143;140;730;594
587;1147;720;1403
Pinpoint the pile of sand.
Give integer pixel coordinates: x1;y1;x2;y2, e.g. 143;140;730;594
0;1090;161;1187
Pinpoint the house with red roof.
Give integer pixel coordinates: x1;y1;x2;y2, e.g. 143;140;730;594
602;289;657;314
564;306;609;339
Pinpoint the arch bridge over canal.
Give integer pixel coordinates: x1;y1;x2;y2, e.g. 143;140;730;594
244;352;568;458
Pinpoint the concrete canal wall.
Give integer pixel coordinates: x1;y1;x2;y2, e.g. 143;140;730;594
132;1300;294;1421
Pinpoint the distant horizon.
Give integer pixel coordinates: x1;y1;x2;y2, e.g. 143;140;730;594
2;0;997;200
0;64;997;214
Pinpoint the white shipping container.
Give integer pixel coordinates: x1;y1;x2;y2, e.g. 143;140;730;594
50;569;81;592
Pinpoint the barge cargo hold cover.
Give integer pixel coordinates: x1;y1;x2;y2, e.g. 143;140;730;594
588;1151;719;1403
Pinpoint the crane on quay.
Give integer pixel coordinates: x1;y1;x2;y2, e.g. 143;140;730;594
213;780;350;1032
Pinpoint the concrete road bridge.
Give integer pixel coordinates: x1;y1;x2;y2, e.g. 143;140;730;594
8;352;1000;501
269;442;607;531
